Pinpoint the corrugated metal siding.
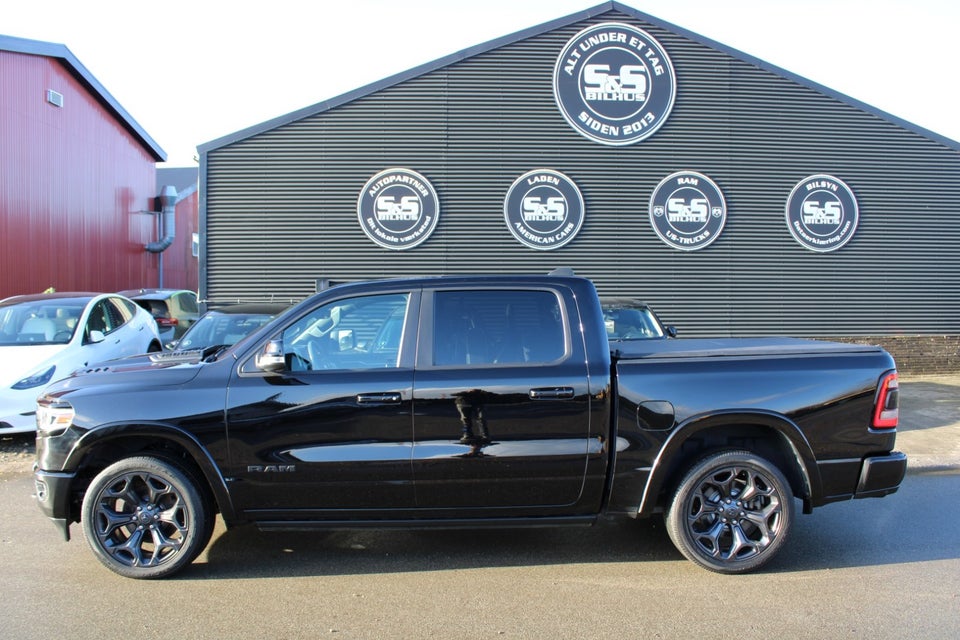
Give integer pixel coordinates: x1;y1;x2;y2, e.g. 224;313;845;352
204;10;960;337
1;51;160;297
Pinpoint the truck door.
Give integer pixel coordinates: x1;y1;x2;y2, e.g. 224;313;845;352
225;290;418;518
411;287;596;513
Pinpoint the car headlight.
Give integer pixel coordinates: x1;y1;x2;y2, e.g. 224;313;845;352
12;365;56;390
36;395;75;435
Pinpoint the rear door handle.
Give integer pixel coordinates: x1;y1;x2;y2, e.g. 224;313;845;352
357;392;402;404
529;387;575;400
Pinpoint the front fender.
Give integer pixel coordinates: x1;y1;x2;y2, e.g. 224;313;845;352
66;422;238;523
637;410;821;516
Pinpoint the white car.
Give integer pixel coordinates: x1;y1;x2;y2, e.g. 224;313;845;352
0;292;162;434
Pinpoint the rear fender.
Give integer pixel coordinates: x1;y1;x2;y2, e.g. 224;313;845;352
638;410;820;516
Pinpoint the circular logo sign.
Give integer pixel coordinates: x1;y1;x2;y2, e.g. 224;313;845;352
553;22;676;146
785;175;859;252
357;168;440;250
504;169;585;250
649;171;727;251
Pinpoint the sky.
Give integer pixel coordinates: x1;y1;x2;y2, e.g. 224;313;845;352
5;0;959;166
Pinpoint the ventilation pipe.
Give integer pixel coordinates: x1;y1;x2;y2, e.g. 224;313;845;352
145;185;178;288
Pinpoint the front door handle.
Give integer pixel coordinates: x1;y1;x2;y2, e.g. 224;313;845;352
357;392;402;404
529;387;575;400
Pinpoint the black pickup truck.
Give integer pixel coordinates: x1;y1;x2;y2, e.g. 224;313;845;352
33;273;906;578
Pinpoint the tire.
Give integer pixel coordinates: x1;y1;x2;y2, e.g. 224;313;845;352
81;456;213;579
666;450;794;574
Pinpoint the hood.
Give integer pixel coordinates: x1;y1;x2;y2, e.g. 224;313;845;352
0;344;67;386
52;352;207;391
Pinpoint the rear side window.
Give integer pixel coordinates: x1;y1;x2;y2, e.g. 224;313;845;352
176;292;199;314
433;290;565;366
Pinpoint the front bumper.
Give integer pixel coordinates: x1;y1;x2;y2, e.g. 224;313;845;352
33;468;76;541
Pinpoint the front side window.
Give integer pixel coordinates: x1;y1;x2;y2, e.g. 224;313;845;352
433;290;566;366
280;293;409;371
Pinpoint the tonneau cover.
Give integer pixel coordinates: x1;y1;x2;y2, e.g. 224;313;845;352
613;337;881;360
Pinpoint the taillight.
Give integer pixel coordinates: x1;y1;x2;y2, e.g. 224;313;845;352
873;372;899;429
156;317;179;327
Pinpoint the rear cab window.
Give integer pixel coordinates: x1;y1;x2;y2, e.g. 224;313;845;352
430;289;567;366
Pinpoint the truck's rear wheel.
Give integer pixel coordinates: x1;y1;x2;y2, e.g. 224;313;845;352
81;456;213;579
666;450;794;573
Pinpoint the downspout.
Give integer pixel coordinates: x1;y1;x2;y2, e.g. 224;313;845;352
145;185;178;288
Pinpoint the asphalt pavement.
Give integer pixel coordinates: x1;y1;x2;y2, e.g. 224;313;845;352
897;374;960;471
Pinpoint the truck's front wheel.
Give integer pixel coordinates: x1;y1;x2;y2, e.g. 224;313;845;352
81;456;213;579
666;450;794;573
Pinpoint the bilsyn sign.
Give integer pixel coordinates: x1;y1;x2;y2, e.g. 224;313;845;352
785;174;858;252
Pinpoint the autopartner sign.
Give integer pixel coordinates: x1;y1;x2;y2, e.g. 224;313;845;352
553;22;676;146
785;175;859;252
357;168;440;250
504;169;584;250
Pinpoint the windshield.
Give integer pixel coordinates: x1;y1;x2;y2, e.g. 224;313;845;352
0;299;84;346
176;312;275;351
601;303;666;339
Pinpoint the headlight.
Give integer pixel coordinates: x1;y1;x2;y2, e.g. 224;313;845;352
36;396;75;435
12;365;56;390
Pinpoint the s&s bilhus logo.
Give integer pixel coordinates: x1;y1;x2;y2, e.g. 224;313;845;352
554;22;676;146
785;175;858;252
504;169;584;250
649;171;726;251
357;168;440;250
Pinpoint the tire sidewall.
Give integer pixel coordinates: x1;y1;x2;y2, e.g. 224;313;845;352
81;455;208;579
666;450;794;574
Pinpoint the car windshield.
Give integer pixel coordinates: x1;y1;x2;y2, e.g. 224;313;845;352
601;303;666;339
0;299;85;346
175;312;274;351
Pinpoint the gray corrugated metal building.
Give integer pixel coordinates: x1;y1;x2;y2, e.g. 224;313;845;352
198;1;960;373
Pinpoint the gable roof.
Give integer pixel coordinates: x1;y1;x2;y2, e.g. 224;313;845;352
198;0;958;156
0;34;167;162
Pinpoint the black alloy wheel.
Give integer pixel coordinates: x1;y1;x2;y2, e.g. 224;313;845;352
81;456;213;579
666;450;794;574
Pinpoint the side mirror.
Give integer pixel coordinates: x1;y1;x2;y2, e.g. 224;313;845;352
88;330;105;344
666;326;678;338
255;339;286;372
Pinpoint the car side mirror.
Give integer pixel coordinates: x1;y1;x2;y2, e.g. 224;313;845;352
88;330;105;344
666;326;678;338
255;339;286;372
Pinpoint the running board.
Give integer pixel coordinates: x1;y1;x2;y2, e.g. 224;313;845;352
255;515;598;532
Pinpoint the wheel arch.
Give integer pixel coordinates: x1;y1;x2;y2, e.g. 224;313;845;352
64;423;237;525
638;410;821;517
